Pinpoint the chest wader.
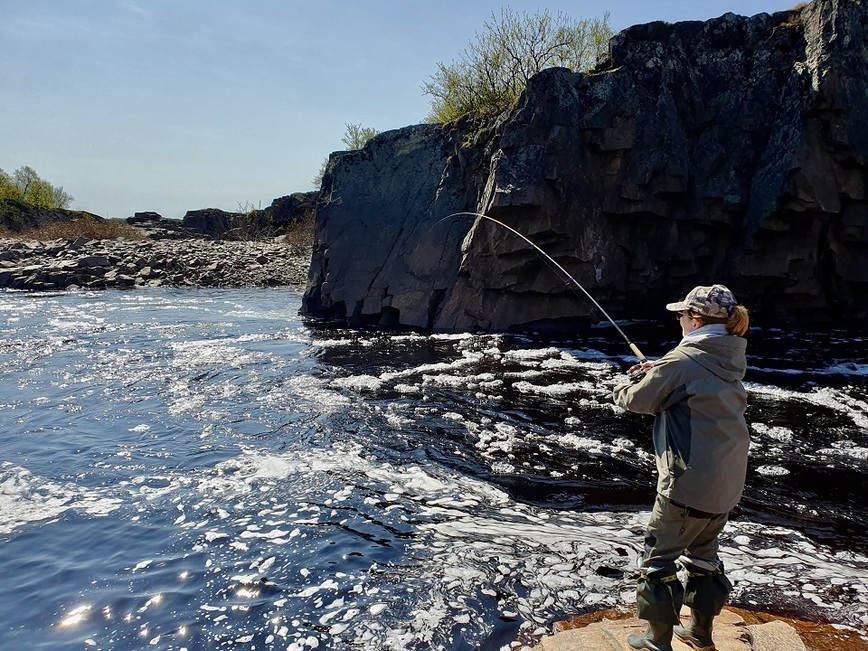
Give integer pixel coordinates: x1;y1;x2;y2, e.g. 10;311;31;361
673;559;733;650
629;566;683;650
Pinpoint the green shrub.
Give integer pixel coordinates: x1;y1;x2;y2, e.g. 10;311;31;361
423;8;612;124
0;166;73;209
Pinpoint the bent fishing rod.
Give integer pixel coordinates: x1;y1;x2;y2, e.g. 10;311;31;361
440;211;648;364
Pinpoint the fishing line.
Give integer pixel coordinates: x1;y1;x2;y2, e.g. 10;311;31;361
437;211;647;363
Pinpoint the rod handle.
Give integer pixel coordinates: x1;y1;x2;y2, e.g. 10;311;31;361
629;343;647;363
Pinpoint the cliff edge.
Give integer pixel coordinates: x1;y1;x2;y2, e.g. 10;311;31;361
303;0;868;332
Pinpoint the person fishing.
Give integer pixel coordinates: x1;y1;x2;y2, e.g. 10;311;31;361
612;284;751;651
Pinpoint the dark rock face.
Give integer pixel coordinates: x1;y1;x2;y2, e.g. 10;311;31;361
182;208;234;239
304;124;474;329
302;0;868;331
268;192;317;230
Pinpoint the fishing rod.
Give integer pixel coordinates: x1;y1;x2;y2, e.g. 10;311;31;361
440;211;648;364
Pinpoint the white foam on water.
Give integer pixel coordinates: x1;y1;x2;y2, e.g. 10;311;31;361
723;521;868;622
756;465;790;476
0;462;124;536
258;375;351;413
823;362;868;376
816;441;868;461
431;333;476;341
503;347;563;363
750;423;794;442
315;338;354;348
318;337;626;416
170;339;266;370
748;384;868;430
513;380;601;398
330;375;383;392
138;436;867;647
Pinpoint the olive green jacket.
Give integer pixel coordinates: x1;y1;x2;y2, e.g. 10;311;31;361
612;334;749;514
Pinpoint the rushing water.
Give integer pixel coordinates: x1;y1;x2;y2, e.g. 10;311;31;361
1;287;866;650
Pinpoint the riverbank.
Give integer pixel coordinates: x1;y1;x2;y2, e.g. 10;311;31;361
0;236;311;291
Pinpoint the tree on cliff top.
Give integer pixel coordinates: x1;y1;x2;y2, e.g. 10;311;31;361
312;122;381;188
0;166;74;209
423;8;612;124
341;123;380;150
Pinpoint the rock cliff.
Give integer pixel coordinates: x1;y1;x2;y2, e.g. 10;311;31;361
302;0;868;332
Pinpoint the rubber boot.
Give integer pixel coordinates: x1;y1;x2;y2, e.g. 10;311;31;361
627;620;674;651
673;609;715;650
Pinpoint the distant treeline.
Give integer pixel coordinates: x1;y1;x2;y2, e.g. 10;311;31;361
0;166;74;210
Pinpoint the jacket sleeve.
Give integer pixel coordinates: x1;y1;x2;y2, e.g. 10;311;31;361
612;351;682;415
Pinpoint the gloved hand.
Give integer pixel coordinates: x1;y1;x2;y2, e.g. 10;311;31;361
626;361;655;383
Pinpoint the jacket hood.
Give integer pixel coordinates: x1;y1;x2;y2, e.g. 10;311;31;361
679;336;747;382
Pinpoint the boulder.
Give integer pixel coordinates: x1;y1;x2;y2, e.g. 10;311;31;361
266;192;317;230
182;208;234;238
126;211;163;224
302;0;868;331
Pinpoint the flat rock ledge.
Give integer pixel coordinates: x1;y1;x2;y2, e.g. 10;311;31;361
536;606;866;651
0;237;311;291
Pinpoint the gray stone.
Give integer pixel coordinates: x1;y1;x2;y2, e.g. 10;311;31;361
79;255;111;268
747;620;807;651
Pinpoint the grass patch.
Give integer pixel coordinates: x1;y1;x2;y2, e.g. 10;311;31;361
0;218;147;241
0;214;317;254
278;214;316;255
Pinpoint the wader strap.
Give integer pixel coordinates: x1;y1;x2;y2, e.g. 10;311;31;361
637;572;684;624
667;498;723;519
684;569;733;616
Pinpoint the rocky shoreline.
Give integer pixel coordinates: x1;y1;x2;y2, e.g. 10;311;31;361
0;236;311;291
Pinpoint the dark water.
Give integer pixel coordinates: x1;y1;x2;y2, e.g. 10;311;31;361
1;288;866;650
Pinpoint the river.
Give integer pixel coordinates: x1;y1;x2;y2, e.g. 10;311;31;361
1;287;866;650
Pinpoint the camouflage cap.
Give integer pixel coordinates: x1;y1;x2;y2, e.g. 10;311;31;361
665;284;737;319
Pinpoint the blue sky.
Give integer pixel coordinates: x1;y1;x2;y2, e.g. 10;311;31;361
1;1;799;219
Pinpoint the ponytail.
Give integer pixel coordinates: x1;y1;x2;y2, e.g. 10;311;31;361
726;305;750;337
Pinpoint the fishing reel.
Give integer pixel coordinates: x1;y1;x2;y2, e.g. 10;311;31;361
626;363;649;383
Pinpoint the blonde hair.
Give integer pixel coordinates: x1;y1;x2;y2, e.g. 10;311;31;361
726;304;750;337
691;304;750;337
